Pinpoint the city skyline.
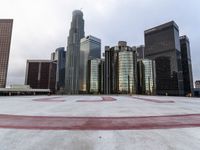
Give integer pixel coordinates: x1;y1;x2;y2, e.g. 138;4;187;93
0;0;200;86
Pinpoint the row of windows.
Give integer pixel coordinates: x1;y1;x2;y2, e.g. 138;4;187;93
0;74;6;78
0;67;8;72
119;64;134;67
0;26;12;30
0;39;11;43
119;75;134;79
119;66;135;70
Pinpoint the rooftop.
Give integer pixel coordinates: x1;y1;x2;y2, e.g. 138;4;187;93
0;95;200;149
145;21;179;34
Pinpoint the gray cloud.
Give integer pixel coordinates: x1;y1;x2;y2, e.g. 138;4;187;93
0;0;200;86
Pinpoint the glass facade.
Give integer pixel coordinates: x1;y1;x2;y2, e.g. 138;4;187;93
136;45;145;60
87;59;101;93
145;22;180;56
105;41;137;94
79;35;101;93
118;51;136;94
195;81;200;89
0;19;13;88
51;47;66;91
105;46;117;94
99;59;105;94
137;59;156;95
144;21;184;96
180;36;194;96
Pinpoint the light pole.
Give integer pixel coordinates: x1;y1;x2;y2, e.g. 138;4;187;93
128;74;131;95
148;76;151;95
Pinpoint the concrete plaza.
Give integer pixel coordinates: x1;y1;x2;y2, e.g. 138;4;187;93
0;95;200;150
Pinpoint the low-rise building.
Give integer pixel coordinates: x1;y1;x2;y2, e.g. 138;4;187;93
25;60;57;93
0;85;50;96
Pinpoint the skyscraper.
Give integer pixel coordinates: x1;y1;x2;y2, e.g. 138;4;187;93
180;35;194;96
105;41;137;94
136;45;145;60
0;19;13;88
65;10;85;94
105;46;115;94
99;59;105;94
79;35;101;93
51;47;66;91
87;58;101;94
195;80;200;88
144;21;184;96
137;59;156;95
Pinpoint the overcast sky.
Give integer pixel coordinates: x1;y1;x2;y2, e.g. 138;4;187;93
0;0;200;86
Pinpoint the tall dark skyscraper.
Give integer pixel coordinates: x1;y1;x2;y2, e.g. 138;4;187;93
65;10;85;94
144;21;184;96
99;59;105;94
180;35;194;95
51;47;66;91
0;19;13;88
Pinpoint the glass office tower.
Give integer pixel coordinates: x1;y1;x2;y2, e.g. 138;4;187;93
65;10;85;94
180;35;194;96
195;81;200;88
51;47;66;91
105;46;116;94
136;45;145;60
105;41;137;94
118;51;136;94
79;35;101;93
0;19;13;88
99;59;105;94
87;58;101;93
137;59;156;95
144;21;184;96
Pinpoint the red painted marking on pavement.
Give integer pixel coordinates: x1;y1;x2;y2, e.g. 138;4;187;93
102;97;116;101
33;97;65;102
0;114;200;130
130;96;175;103
77;96;116;102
